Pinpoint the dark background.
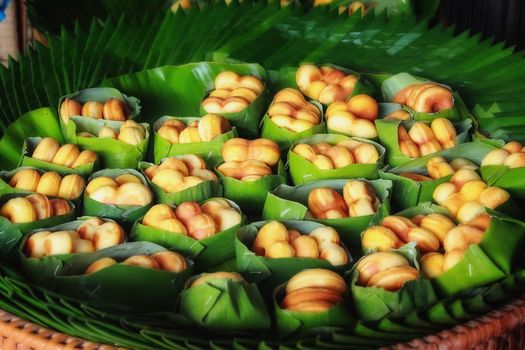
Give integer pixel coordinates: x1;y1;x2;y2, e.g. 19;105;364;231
438;0;524;49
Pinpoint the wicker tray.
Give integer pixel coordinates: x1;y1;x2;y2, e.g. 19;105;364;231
1;295;524;350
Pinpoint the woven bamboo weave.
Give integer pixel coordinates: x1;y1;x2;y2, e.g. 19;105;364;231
1;294;525;349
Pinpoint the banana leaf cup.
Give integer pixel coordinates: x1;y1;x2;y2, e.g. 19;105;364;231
20;137;99;176
216;160;286;214
433;210;525;297
288;134;385;185
380;141;498;209
104;62;270;137
83;169;153;224
0;193;76;261
380;72;470;122
350;243;437;322
65;116;150;169
152;116;237;164
262;179;392;250
375;118;473;168
179;273;270;332
272;282;353;339
54;242;193;311
0;166;84;204
260;101;326;151
129;198;244;271
18;217;123;288
235;220;353;290
58;87;141;134
140;160;222;206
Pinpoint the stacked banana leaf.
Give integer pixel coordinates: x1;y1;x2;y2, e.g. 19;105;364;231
0;1;524;349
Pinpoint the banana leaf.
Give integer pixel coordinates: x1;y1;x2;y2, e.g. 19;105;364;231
179;274;271;331
481;163;525;199
235;220;352;289
380;72;469;121
262;179;392;249
0;193;76;261
0;108;65;171
83;169;153;224
217;160;286;214
65;116;150;169
55;242;193;311
104;62;270;137
18;217;122;288
434;244;505;297
260;115;326;151
288;134;385;185
350;243;437;322
58;87;141;134
375;118;473;168
152;116;238;164
380;140;497;209
272;284;353;338
129;198;244;271
20;137;98;176
0;166;84;203
139;161;223;205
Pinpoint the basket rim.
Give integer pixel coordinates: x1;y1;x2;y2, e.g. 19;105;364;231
1;294;525;349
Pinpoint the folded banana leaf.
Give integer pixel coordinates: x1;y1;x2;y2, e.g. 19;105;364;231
260;114;326;151
272;284;353;338
152;116;238;164
129;198;244;271
0;166;83;203
55;242;193;311
65;116;149;169
139;161;222;205
378;140;498;209
481;163;525;199
58;87;141;134
0;108;65;171
288;134;385;185
235;220;352;289
18;217;121;288
83;169;153;224
378;72;470;122
217;160;286;213
375;118;473;168
350;243;437;322
104;62;270;137
262;179;392;249
20;137;99;176
0;193;76;261
179;275;271;331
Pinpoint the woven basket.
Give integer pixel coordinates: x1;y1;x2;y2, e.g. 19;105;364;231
1;295;524;350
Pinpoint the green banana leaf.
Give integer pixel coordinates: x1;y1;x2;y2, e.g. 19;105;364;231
0;108;65;170
139;161;223;205
179;274;271;331
272;284;353;338
104;62;270;137
260;115;326;151
83;169;153;224
262;179;392;249
0;193;76;261
55;242;193;311
375;118;473;168
235;220;352;289
380;72;470;122
380;140;497;209
152;116;238;164
20;137;98;176
481;163;525;199
217;160;286;214
0;166;84;203
129;198;244;271
18;217;122;288
350;243;437;322
288;134;385;185
65;116;149;169
58;87;141;134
